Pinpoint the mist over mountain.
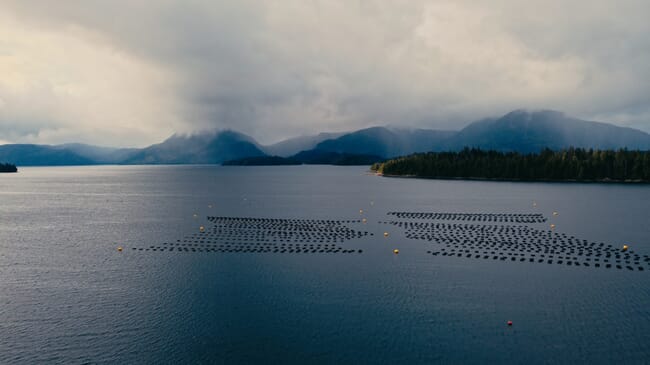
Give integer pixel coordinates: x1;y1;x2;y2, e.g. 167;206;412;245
262;132;344;157
60;144;140;164
313;127;456;158
0;144;94;166
123;130;266;164
449;110;650;153
1;110;649;166
305;110;650;158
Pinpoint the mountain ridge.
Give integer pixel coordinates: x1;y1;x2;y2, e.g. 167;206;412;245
1;110;649;166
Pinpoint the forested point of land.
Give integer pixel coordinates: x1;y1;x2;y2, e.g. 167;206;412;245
371;148;650;182
0;162;17;173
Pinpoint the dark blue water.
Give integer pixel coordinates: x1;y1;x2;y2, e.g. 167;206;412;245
1;165;649;364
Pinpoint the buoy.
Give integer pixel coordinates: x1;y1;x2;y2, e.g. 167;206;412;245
623;245;629;252
359;209;364;214
553;211;558;216
550;224;556;229
393;249;399;254
199;226;205;232
193;213;198;218
362;218;367;223
384;232;389;237
507;320;513;326
117;246;123;252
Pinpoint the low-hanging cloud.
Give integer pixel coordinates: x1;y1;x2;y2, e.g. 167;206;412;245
0;0;648;146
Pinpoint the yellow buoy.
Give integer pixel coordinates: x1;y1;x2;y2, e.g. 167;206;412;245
117;246;123;252
383;232;389;237
623;245;629;251
550;224;556;229
393;249;399;254
362;218;367;223
199;226;205;232
359;209;364;214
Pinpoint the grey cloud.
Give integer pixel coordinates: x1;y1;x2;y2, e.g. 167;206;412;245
0;0;648;146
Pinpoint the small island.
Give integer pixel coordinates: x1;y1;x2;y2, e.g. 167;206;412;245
0;162;17;173
223;152;383;166
371;148;650;183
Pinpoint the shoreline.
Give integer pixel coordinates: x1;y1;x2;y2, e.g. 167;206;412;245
375;173;650;185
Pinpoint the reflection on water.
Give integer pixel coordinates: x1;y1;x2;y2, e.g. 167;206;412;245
1;165;649;363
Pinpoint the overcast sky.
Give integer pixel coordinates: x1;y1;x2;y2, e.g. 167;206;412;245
0;0;648;147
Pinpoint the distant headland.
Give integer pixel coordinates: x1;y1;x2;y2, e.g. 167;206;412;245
371;148;650;183
0;162;17;173
223;152;382;166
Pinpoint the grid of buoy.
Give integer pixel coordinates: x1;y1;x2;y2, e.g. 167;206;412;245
381;214;649;272
129;216;370;254
387;212;547;223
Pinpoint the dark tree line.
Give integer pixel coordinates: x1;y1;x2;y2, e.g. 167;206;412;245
371;148;650;182
0;162;17;173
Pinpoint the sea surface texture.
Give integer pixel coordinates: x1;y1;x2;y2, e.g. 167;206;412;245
1;165;649;364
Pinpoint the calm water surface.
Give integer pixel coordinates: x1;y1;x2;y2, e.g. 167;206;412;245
1;165;649;364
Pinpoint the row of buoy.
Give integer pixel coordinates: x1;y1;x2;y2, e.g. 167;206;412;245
197;216;373;246
122;243;645;265
205;227;368;234
388;221;625;250
120;210;644;271
385;216;647;271
121;213;379;257
427;250;647;271
438;246;641;259
189;216;638;260
208;233;368;239
205;230;368;238
131;246;364;254
387;211;547;223
169;243;344;248
208;216;362;223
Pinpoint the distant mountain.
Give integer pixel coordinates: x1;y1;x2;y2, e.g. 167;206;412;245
1;110;648;166
305;111;650;158
123;130;266;164
262;132;344;157
0;131;267;166
59;143;139;163
312;127;455;158
0;144;94;166
450;110;650;153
